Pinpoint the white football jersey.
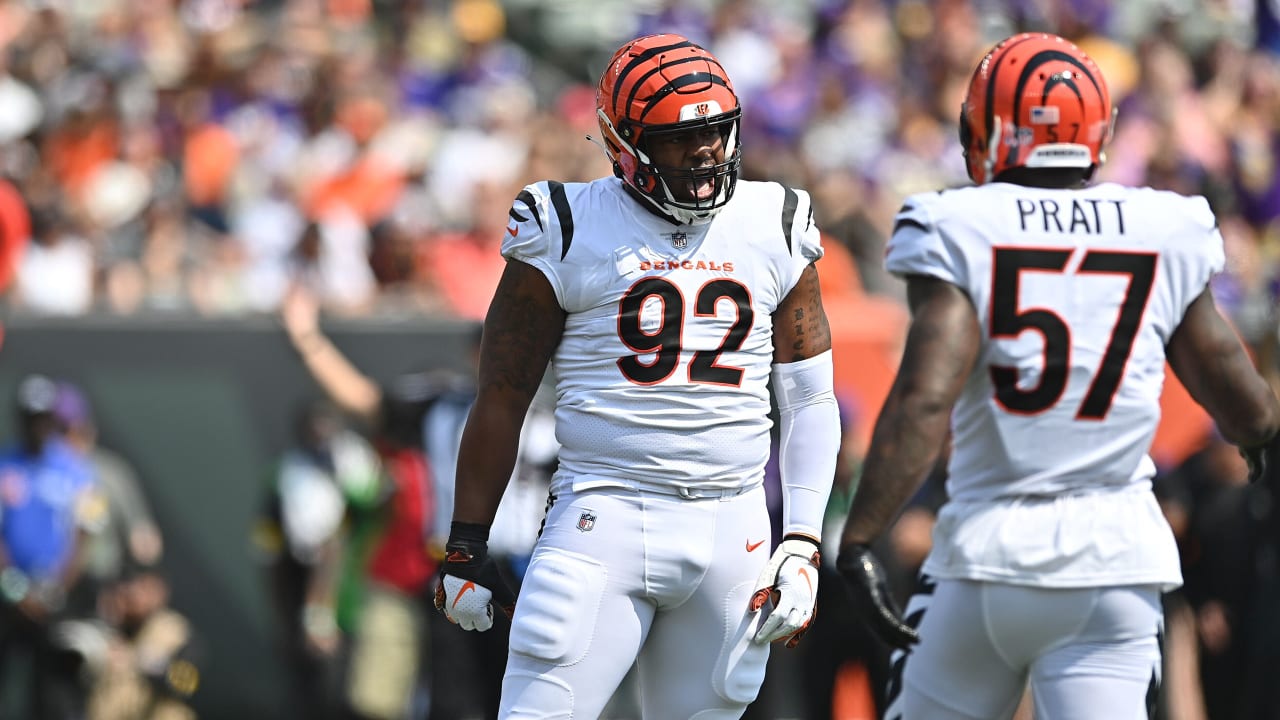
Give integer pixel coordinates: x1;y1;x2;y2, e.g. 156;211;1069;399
502;177;823;494
888;181;1223;588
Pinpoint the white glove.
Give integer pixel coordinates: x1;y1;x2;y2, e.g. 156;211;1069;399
432;524;517;632
749;535;821;646
437;574;507;631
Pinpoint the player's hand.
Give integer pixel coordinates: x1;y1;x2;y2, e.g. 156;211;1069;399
1241;435;1277;484
280;284;320;342
432;522;516;632
837;542;918;650
749;535;821;647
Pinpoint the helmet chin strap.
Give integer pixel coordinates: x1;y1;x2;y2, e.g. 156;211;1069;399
653;121;740;224
597;109;636;161
584;132;610;159
655;173;731;225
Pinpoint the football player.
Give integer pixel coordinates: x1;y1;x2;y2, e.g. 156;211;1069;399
432;33;841;718
837;33;1280;719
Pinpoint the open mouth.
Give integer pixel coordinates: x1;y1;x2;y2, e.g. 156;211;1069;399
684;168;716;201
688;176;715;200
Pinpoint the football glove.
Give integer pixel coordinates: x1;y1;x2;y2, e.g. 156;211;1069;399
1241;435;1277;485
837;542;918;650
433;522;516;632
749;535;821;647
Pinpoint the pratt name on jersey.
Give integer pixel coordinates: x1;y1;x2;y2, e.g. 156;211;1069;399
1016;197;1126;235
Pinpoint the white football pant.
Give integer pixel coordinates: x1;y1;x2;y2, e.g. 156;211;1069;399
884;578;1163;720
500;484;774;719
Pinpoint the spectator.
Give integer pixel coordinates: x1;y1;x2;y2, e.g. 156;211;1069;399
85;565;200;720
280;286;440;719
1163;434;1280;719
52;381;165;619
255;398;385;720
280;283;556;719
0;175;30;302
0;374;104;719
11;207;94;315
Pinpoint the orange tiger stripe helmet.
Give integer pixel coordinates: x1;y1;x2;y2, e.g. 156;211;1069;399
960;33;1115;185
596;34;741;224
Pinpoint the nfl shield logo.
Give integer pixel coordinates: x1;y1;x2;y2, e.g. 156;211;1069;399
669;232;688;249
576;512;596;532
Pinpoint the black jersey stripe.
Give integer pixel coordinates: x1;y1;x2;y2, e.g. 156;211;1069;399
547;181;575;260
515;189;543;231
611;39;696;113
638;73;731;122
894;217;929;234
536;489;555;541
1146;624;1164;719
780;184;799;255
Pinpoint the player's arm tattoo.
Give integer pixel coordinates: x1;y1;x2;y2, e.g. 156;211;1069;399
480;260;566;399
453;260;565;526
842;276;979;545
774;263;833;363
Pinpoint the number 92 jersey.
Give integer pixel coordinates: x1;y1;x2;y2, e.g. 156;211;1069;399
889;182;1224;503
502;177;822;495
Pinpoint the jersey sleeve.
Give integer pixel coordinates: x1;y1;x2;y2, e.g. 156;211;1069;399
884;193;968;288
1181;195;1225;305
780;185;824;293
1156;193;1226;324
501;182;569;306
793;187;824;265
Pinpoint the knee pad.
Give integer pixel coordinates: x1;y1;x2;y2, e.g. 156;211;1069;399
509;549;607;665
500;670;575;718
712;583;771;705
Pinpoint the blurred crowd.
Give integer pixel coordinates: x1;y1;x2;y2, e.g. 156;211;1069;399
0;374;198;720
0;0;1272;329
4;0;1280;718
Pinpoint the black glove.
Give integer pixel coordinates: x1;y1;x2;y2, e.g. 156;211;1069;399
1241;434;1278;485
837;542;919;650
433;522;517;631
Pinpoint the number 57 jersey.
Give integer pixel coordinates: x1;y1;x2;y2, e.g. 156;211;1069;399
501;177;822;495
889;182;1224;504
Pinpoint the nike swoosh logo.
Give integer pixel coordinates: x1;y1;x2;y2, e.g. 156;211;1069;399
507;225;519;236
797;567;813;594
746;539;765;552
452;581;477;609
